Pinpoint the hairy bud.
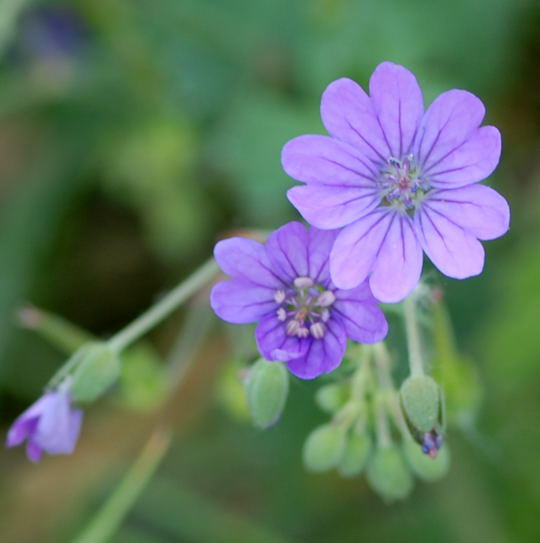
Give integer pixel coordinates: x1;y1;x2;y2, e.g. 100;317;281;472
338;428;372;478
303;424;347;472
403;439;450;482
400;375;442;434
244;359;289;429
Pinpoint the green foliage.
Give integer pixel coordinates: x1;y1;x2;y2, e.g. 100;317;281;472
302;423;347;472
402;439;450;482
400;375;441;434
338;428;372;478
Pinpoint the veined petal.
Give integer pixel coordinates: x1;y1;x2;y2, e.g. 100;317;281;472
333;288;388;343
210;280;276;324
369;212;423;303
425;185;510;240
321;78;389;163
214;237;283;288
414;205;485;279
369;62;424;159
286;319;347;379
281;135;378;186
265;221;309;281
330;208;395;290
306;227;339;284
426;126;501;188
5;395;50;447
287;184;379;229
255;314;309;362
416;89;485;168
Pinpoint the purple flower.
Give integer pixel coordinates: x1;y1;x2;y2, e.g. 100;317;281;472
210;221;388;379
282;62;510;302
6;388;83;462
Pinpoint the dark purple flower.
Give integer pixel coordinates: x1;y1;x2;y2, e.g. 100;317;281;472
6;388;83;462
210;222;388;379
282;62;510;302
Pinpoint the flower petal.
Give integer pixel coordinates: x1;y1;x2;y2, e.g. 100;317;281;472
416;89;485;168
210;280;275;324
369;62;424;159
214;237;282;288
306;227;339;284
281;134;378;186
369;212;423;303
35;392;76;454
287;184;379;229
333;287;388;343
425;185;510;241
255;314;309;362
286;319;347;379
320;77;389;163
5;395;49;447
414;205;485;279
425;126;501;188
26;441;43;463
265;221;310;281
330;208;395;290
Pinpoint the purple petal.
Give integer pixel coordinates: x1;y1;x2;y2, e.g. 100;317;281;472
425;185;510;241
214;237;282;288
255;313;309;362
416;89;485;168
330;208;395;290
6;394;51;448
414;205;485;279
265;221;309;282
35;391;76;454
281;134;379;186
67;409;83;453
210;280;276;324
320;77;390;162
426;126;501;188
286;319;347;379
26;441;43;463
369;62;424;159
369;212;423;303
333;286;388;343
306;227;339;284
287;184;379;229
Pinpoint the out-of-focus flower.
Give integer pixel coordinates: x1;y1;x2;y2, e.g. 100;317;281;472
282;62;510;302
6;388;83;462
210;221;388;379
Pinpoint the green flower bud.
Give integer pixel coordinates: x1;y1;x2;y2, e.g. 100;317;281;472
400;376;442;434
303;424;347;472
70;343;121;403
244;359;289;429
403;439;450;482
338;429;372;478
315;383;349;414
366;445;414;502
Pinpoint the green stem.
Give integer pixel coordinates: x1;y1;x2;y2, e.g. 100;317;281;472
403;294;425;377
107;258;218;353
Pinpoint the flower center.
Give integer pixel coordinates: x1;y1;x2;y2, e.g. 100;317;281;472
379;155;430;210
274;276;335;339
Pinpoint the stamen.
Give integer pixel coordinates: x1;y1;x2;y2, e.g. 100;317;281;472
316;291;335;307
310;322;325;339
274;289;286;304
276;308;286;321
294;277;314;289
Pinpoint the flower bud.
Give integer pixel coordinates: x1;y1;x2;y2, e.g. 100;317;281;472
70;342;121;403
303;424;347;472
244;359;289;429
366;445;414;502
338;429;372;478
315;383;349;414
403;439;450;482
400;376;442;434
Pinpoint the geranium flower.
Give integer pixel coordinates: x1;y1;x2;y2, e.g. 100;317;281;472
282;62;510;302
6;387;83;462
210;222;388;379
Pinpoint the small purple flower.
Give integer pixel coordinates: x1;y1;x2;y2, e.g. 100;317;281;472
282;62;510;302
210;222;388;379
6;388;83;462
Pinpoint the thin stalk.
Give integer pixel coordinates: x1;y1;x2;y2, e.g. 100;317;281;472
107;258;218;353
403;294;425;377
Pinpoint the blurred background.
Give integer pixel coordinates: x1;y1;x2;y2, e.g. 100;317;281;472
1;0;539;541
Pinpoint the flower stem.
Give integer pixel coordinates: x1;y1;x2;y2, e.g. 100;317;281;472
403;294;425;377
107;258;219;353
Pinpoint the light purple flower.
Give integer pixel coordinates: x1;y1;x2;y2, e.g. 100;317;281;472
282;62;510;302
6;388;83;462
210;221;388;379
